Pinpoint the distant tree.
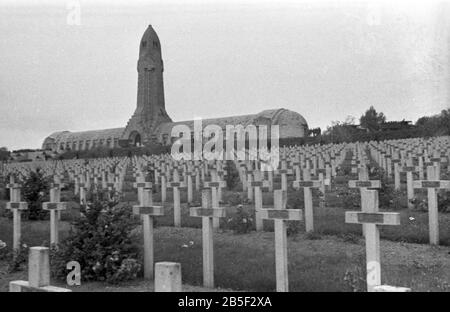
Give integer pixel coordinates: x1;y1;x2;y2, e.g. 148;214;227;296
415;108;450;136
308;127;321;137
359;106;386;132
0;147;10;161
322;116;358;143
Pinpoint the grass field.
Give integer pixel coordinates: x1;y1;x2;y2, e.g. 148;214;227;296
1;224;449;292
0;158;449;292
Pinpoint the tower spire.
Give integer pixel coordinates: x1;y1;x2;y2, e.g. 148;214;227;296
122;25;172;146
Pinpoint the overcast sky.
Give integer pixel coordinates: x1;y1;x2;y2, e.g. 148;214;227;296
0;0;449;150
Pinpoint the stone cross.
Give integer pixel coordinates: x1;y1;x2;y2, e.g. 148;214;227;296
9;247;72;292
78;174;87;205
348;179;381;190
74;175;80;195
194;166;201;191
401;159;417;209
6;201;28;251
412;166;450;245
101;170;107;190
293;168;329;232
204;173;227;230
184;170;195;203
6;177;27;250
345;190;404;292
392;157;401;190
278;161;293;192
50;176;64;221
189;189;226;288
132;187;164;279
216;166;227;203
246;167;254;200
7;175;21;202
417;153;425;180
168;170;186;227
267;169;274;192
260;190;302;292
160;173;167;203
43;199;67;246
239;163;248;192
249;170;270;231
430;152;445;179
133;179;152;206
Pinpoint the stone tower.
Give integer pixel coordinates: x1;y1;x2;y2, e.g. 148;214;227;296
122;25;172;146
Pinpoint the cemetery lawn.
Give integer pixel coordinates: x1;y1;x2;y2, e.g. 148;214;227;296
0;221;449;292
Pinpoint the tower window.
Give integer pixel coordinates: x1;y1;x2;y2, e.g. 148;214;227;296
153;41;158;48
141;41;147;48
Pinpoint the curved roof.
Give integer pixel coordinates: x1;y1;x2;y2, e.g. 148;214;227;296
156;108;308;137
43;108;308;147
45;128;125;144
256;108;308;126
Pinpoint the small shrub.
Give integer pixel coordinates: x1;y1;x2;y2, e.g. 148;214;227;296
410;192;450;213
304;231;322;240
287;191;304;209
224;161;241;190
22;169;50;220
102;255;141;284
0;187;6;201
223;192;248;206
409;197;427;212
286;220;301;236
0;241;30;273
339;232;361;244
225;205;254;234
438;191;450;213
337;187;360;209
50;195;141;284
379;187;406;211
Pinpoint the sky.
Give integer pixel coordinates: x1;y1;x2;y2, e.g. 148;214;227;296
0;0;449;150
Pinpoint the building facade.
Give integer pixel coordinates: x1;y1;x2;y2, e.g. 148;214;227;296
42;25;308;153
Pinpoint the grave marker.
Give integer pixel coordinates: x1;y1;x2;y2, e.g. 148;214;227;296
154;262;182;292
42;200;67;246
9;247;71;292
6;201;27;251
345;190;404;292
190;189;226;288
412;166;450;245
132;187;164;279
260;190;302;292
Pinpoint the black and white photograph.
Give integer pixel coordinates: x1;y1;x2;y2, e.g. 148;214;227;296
0;0;449;298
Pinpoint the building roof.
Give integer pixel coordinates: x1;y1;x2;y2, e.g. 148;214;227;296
156;108;308;136
43;108;308;147
45;128;125;144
